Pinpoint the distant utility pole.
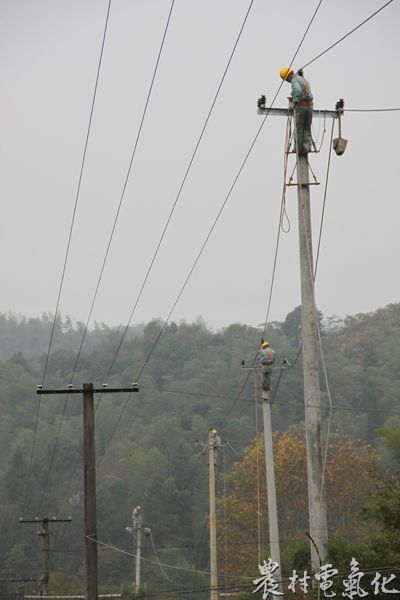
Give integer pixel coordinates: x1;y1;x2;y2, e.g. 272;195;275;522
19;516;72;595
208;427;219;600
261;386;281;588
37;382;139;600
132;505;142;595
241;362;281;585
257;96;347;571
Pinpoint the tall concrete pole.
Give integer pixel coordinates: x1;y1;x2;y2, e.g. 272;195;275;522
261;389;281;586
208;428;218;600
83;383;98;600
296;155;328;569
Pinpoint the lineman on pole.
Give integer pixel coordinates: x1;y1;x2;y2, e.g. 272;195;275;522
258;340;275;391
280;66;313;154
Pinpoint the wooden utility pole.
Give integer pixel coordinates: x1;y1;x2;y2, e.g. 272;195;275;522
257;97;346;571
40;519;50;596
36;383;139;600
19;516;72;595
261;388;281;586
83;383;98;600
208;427;219;600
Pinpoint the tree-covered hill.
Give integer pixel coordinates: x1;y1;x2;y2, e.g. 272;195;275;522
1;304;400;597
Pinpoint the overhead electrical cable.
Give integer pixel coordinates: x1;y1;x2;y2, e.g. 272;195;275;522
62;0;176;381
314;119;335;276
149;531;174;583
54;0;258;515
216;0;327;418
58;4;395;579
345;107;400;112
99;0;326;410
302;0;396;69
43;0;176;490
138;385;400;415
60;0;392;492
55;13;276;589
95;0;257;389
41;0;112;386
22;0;113;513
88;0;326;468
85;536;252;579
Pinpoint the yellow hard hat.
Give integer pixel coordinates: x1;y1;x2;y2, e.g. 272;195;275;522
261;341;270;348
280;66;293;81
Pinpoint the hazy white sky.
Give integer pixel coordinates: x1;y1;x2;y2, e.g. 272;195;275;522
0;0;398;331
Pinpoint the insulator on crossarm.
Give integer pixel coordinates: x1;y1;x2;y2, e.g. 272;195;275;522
335;98;344;112
257;94;266;109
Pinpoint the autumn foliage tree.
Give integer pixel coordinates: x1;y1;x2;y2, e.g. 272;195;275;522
217;424;380;580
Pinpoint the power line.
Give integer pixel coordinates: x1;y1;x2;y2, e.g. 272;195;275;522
62;0;176;381
48;0;394;500
51;0;258;509
223;0;327;417
302;0;396;69
62;15;330;550
138;384;400;416
345;107;400;112
46;1;398;579
86;536;252;579
41;0;112;387
43;0;176;492
94;0;256;391
74;0;326;483
314;119;335;276
134;0;325;385
22;0;113;514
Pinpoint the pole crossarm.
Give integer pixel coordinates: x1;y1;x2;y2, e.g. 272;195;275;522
19;518;72;523
36;386;139;395
257;106;338;118
25;592;122;600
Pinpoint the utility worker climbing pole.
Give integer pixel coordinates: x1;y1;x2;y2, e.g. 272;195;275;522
258;340;275;391
280;66;313;155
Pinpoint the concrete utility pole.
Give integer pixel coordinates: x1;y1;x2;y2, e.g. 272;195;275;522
296;153;328;569
19;516;72;595
261;387;281;586
37;382;140;600
208;427;219;600
132;506;142;595
241;360;282;583
257;96;346;571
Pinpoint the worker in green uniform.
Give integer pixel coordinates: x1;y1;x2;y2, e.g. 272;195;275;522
258;340;275;391
280;66;313;154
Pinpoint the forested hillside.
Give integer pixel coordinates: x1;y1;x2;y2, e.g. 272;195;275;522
1;304;400;598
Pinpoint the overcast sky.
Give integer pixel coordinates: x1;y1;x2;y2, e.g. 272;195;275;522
0;0;398;332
